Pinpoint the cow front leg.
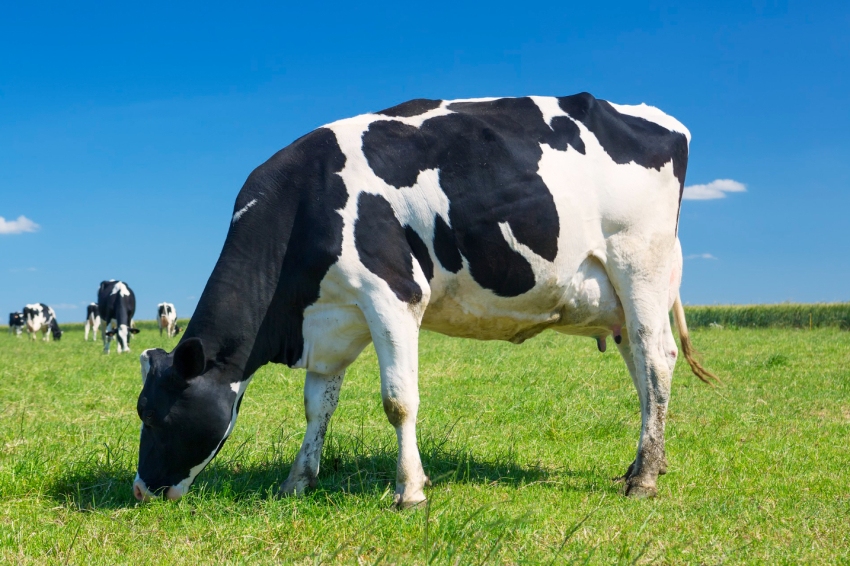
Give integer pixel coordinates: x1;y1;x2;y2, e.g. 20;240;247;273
103;323;112;353
280;371;344;497
370;316;428;509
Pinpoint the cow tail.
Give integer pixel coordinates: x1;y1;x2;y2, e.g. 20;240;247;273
672;295;720;385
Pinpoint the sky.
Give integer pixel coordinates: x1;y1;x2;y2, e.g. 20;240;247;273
2;0;848;322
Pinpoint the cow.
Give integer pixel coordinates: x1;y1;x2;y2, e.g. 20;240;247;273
22;303;62;341
133;93;717;506
84;303;101;341
98;280;140;353
8;312;24;336
157;303;181;338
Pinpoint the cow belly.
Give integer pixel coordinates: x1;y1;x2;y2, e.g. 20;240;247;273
422;255;624;343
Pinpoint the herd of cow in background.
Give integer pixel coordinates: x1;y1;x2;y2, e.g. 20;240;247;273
6;279;182;352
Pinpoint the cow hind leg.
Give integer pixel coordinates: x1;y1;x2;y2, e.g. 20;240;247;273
608;243;679;498
614;328;672;484
279;371;344;496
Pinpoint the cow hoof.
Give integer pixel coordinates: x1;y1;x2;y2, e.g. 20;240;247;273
392;477;429;510
393;492;427;510
624;481;657;499
278;475;317;498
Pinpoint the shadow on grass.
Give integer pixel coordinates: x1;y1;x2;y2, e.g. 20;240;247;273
45;428;609;511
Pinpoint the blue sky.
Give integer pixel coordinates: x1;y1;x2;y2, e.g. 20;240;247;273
2;0;848;322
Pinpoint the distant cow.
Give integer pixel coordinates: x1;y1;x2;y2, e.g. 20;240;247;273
98;280;140;353
22;303;62;341
8;312;24;336
84;303;101;341
157;303;181;338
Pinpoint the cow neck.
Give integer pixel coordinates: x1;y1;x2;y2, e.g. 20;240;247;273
183;220;292;382
182;126;348;381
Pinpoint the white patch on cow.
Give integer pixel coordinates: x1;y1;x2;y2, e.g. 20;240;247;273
117;324;130;353
231;199;257;224
140;349;153;384
607;101;692;143
170;376;254;497
111;282;131;297
529;95;570;129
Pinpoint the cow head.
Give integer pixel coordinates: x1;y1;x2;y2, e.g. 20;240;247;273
51;326;63;341
105;326;141;352
134;338;248;501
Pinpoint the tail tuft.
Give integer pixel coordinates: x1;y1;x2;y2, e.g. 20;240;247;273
672;295;721;385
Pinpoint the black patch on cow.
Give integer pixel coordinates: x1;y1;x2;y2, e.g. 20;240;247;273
361;96;564;297
86;304;98;319
547;116;586;154
185;127;348;372
404;225;434;282
557;93;688;187
360;120;434;188
432;214;463;273
355;193;423;303
377;98;443;118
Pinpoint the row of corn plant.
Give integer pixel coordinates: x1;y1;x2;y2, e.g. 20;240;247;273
683;303;850;330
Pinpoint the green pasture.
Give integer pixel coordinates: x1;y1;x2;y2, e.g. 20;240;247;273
0;321;848;564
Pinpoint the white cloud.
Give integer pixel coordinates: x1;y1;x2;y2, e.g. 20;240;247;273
685;253;718;260
682;179;746;200
0;215;40;235
9;267;37;273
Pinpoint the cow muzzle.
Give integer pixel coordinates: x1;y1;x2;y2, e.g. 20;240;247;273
132;475;184;502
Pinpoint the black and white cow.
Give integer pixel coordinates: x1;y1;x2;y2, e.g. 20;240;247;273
134;94;716;505
84;303;101;341
157;303;181;338
22;303;62;341
98;280;140;353
8;312;24;336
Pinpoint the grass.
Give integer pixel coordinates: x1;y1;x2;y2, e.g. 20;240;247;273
0;321;848;564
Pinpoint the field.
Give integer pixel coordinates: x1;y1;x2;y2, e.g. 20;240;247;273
1;321;848;564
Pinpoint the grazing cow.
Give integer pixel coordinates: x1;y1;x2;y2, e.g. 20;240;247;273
8;312;24;336
84;303;101;341
157;303;181;338
133;94;716;505
98;280;140;353
22;303;62;341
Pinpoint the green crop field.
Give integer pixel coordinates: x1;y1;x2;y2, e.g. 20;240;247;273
0;322;848;564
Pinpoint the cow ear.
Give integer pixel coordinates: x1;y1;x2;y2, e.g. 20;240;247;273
172;338;207;380
130;328;141;334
